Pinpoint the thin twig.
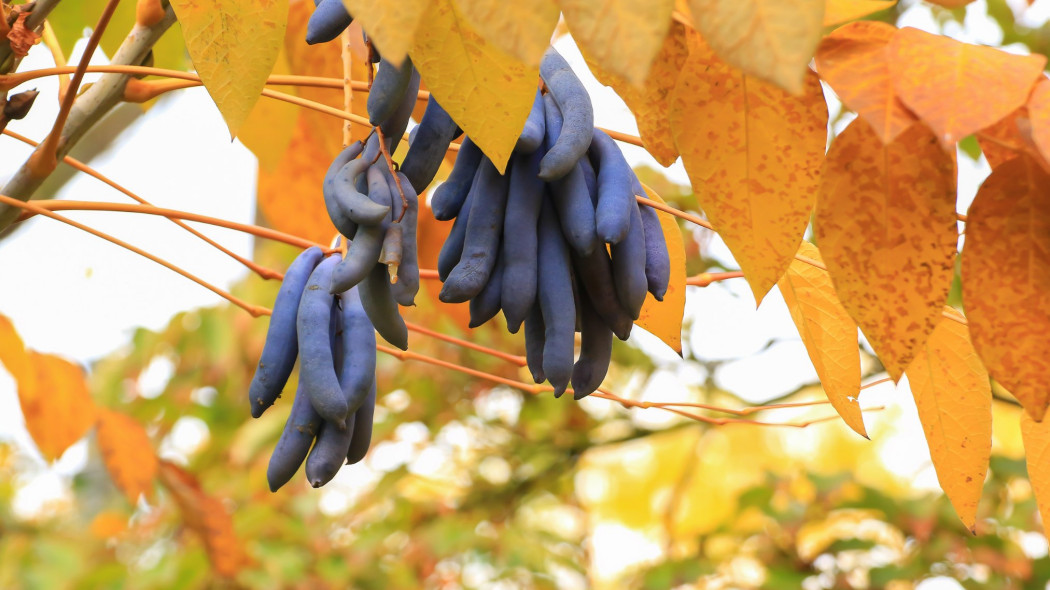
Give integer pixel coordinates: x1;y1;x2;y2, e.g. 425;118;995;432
3;129;283;279
12;200;334;253
0;194;270;317
375;125;409;221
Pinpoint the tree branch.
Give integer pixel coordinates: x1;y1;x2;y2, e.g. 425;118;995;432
0;3;177;230
0;0;64;74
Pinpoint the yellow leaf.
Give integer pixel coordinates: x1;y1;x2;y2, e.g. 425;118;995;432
635;187;686;356
585;21;690;166
344;0;429;67
18;352;97;461
926;0;975;6
452;0;559;67
1021;412;1050;532
670;35;828;304
962;154;1050;421
158;461;250;577
823;0;896;27
561;0;675;85
409;0;538;173
96;409;158;504
688;0;825;94
171;0;288;138
906;308;991;531
777;242;866;438
0;313;31;386
257;117;338;247
889;27;1046;145
816;120;957;381
815;21;917;144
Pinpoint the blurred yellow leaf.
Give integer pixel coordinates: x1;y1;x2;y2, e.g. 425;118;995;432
561;0;675;85
0;313;31;385
815;21;916;144
96;409;158;504
585;22;690;166
816;120;957;381
688;0;825;94
18;352;97;461
962;154;1050;421
907;308;991;531
158;461;250;578
344;0;429;66
257;117;337;247
823;0;896;27
670;34;827;304
171;0;288;138
889;27;1046;145
635;187;686;356
409;0;538;173
777;242;865;438
927;0;975;6
797;509;906;560
453;0;559;67
1021;412;1050;532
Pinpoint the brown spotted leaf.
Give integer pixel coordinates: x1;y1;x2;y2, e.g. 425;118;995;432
158;461;250;577
452;0;559;67
890;27;1046;145
778;242;865;438
1026;78;1050;165
670;34;828;304
962;154;1050;420
977;109;1032;168
96;409;158;504
907;308;991;532
561;0;675;85
344;0;429;66
585;22;690;166
815;120;957;381
815;21;917;144
688;0;825;94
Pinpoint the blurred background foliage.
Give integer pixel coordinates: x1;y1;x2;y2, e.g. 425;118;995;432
3;0;1050;589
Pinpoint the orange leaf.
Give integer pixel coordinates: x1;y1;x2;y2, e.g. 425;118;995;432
889;27;1046;145
906;307;991;531
18;352;97;461
90;510;129;539
777;242;865;438
0;313;31;386
976;109;1032;168
257;117;338;247
635;188;686;356
96;409;158;504
815;21;916;144
962;154;1050;421
1021;411;1050;532
407;198;473;333
1026;78;1050;165
670;34;828;304
823;0;896;27
584;21;690;166
815;120;957;381
158;461;250;577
